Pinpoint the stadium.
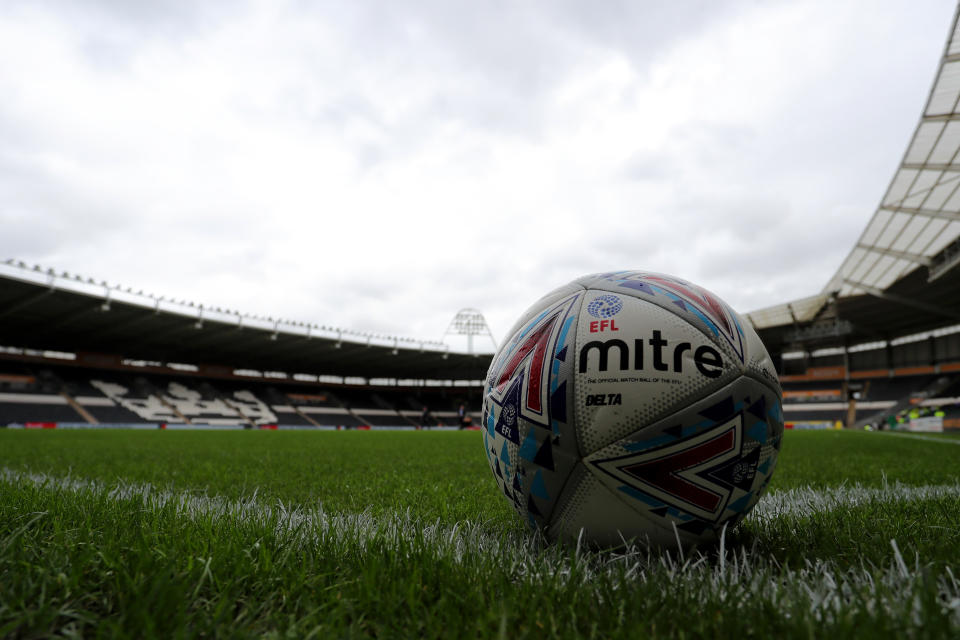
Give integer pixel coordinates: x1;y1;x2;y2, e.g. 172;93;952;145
3;2;960;638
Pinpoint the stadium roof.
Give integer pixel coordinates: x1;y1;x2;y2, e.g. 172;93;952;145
825;4;960;297
747;267;960;352
747;5;960;351
0;262;492;381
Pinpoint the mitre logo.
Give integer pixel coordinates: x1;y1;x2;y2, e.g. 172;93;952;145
578;330;724;378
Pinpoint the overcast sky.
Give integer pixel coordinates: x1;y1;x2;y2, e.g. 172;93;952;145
1;0;956;351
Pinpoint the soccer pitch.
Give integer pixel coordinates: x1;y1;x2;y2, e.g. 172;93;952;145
1;430;958;638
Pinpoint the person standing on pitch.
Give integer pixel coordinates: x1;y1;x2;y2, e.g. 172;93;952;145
420;406;433;430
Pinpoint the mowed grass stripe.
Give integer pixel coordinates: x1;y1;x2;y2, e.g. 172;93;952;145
0;430;521;529
877;431;960;445
1;430;958;526
5;467;960;559
2;467;960;638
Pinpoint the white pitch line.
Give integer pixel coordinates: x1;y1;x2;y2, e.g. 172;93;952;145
2;465;960;627
0;467;521;566
3;468;960;553
4;468;960;628
876;431;960;446
751;482;960;522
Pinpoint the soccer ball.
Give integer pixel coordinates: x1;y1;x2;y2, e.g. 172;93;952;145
481;271;784;548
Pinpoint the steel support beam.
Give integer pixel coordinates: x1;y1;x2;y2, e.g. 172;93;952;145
128;319;199;355
842;278;960;321
902;162;960;171
928;236;960;282
91;309;168;341
5;302;110;353
178;324;248;350
878;205;960;222
0;288;56;320
855;243;932;266
922;112;960;122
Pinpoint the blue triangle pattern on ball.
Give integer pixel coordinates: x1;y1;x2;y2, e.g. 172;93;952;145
617;484;665;508
533;438;554;471
617;280;656;296
664;424;683;439
747;396;767;420
518;430;539;462
727;492;753;513
550;381;567;424
768;401;783;423
747;420;768;444
531;469;550;500
700;396;735;422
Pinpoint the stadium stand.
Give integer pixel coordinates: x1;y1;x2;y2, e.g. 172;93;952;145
0;360;483;430
1;325;958;432
778;353;960;429
0;392;85;424
0;366;87;424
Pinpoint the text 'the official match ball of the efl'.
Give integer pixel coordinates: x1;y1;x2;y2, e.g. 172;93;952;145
481;271;784;548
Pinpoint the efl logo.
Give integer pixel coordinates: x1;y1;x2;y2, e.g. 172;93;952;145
587;295;622;319
589;318;619;333
587;294;622;333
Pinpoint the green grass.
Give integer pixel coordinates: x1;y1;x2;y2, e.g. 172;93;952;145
1;429;956;519
1;429;959;638
886;429;960;439
0;430;515;527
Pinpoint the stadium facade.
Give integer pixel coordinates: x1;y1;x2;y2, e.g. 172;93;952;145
4;7;960;432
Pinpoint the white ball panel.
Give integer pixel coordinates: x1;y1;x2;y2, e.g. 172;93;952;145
739;311;782;394
574;272;750;369
547;463;688;548
573;291;741;456
583;375;783;539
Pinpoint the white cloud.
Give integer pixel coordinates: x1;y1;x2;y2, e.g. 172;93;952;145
0;0;955;348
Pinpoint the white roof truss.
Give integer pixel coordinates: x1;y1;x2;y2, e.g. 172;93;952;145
825;4;960;294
